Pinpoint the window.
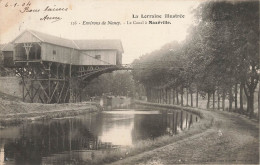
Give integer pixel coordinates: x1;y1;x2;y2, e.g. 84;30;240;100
95;55;101;60
52;50;56;60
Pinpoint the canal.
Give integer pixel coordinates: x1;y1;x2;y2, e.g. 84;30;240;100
0;108;199;165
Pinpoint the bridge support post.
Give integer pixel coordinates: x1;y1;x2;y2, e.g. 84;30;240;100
15;63;126;104
16;62;71;104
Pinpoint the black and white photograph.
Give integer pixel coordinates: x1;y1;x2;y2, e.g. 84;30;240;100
0;0;259;164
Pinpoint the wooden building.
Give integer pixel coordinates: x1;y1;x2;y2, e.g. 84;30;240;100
1;43;14;67
8;29;123;66
75;40;123;65
0;30;124;104
0;44;4;65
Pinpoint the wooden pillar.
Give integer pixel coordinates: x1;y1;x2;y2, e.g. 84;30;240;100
22;70;25;102
23;43;32;61
30;67;36;103
56;63;60;79
63;64;66;80
48;62;52;103
22;81;25;101
30;80;34;103
34;46;38;60
69;63;73;103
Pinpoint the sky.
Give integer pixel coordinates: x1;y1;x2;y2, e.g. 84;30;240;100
0;0;200;64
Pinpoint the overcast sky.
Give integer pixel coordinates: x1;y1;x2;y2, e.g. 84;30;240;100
0;0;200;64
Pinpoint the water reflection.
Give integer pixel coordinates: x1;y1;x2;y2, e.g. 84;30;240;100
0;109;199;165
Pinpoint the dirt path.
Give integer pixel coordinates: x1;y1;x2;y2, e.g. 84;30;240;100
110;110;259;165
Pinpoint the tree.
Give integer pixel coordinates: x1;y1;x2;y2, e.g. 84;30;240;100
83;71;135;98
131;1;259;118
192;0;259;115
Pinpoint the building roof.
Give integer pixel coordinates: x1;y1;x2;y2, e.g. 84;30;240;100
1;43;14;51
12;29;123;52
0;44;4;51
28;30;79;49
73;40;124;53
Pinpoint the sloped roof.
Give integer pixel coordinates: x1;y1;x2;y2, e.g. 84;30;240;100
1;43;14;51
0;44;4;51
12;30;123;52
73;40;124;53
28;30;79;49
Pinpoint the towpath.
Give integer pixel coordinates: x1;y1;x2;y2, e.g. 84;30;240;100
110;110;259;164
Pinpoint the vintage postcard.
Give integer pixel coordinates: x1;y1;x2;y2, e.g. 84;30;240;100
0;0;259;164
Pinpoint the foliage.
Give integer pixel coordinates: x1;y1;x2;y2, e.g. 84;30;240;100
83;71;135;97
132;1;259;117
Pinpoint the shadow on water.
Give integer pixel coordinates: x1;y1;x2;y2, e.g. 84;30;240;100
0;107;199;164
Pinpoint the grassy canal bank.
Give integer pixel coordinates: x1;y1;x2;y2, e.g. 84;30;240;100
0;92;214;164
81;101;214;165
0;92;101;126
109;101;259;165
1;93;258;164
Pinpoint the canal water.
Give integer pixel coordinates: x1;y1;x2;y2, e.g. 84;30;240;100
0;108;199;165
